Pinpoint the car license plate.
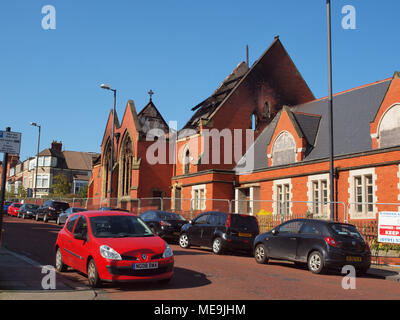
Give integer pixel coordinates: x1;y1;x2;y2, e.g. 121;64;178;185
173;232;180;235
346;256;362;262
133;262;158;270
238;232;252;237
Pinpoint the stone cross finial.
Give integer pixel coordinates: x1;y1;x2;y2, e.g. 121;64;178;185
148;89;154;102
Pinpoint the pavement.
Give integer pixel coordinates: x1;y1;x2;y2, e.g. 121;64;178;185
0;246;104;300
0;245;399;300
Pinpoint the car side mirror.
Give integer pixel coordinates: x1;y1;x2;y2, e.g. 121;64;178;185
189;220;193;224
74;232;86;241
272;229;278;236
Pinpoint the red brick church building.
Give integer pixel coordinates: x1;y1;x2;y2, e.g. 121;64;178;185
88;37;400;221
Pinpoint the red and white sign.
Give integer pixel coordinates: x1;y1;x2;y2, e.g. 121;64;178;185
378;212;400;244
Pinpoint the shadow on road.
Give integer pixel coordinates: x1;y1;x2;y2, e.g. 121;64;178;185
266;260;399;280
99;267;212;291
173;249;210;256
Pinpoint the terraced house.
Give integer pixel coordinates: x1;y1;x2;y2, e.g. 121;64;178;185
88;37;400;221
6;141;99;198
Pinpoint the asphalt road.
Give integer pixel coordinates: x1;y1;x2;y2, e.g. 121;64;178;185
2;214;400;300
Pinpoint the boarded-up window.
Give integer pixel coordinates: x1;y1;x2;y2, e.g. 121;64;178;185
379;104;400;148
272;132;296;166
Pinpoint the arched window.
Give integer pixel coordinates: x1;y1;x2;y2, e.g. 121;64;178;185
251;113;257;131
272;131;296;166
102;139;112;198
265;101;272;118
119;134;133;196
184;149;190;175
378;104;400;148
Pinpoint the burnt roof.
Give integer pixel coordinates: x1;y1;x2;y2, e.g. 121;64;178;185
180;61;249;136
179;37;315;138
137;100;169;138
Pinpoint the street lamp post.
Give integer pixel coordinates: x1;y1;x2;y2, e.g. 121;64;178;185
326;0;335;220
30;122;41;199
100;84;117;208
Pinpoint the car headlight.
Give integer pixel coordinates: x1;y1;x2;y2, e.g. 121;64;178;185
162;243;173;258
99;245;122;260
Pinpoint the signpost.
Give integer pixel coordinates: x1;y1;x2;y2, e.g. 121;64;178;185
378;211;400;244
0;130;22;154
0;128;21;246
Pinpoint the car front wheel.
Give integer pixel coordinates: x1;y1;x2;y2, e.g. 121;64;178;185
308;251;325;274
179;233;190;249
87;259;101;288
254;243;269;264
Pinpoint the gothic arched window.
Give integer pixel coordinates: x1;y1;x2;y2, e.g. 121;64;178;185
102;139;112;198
272;131;296;166
184;149;190;175
120;134;133;196
378;104;400;148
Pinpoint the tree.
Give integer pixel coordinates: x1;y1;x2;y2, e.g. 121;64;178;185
52;174;71;197
78;184;88;199
17;186;27;198
5;185;15;200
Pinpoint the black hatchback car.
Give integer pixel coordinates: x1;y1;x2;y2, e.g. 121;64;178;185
57;207;88;225
18;204;39;219
179;211;259;255
140;210;187;241
35;200;70;223
253;219;371;275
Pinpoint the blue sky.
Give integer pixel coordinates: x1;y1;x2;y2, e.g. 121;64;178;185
1;0;399;161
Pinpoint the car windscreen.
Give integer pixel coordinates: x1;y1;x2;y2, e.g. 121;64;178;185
53;202;70;210
158;212;186;221
13;204;22;208
230;215;259;232
89;215;154;238
72;208;87;213
329;223;363;239
25;204;38;209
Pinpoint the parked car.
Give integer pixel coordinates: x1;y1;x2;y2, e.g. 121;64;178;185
18;204;40;219
98;207;130;212
35;200;70;223
253;219;371;275
3;201;12;214
8;203;23;217
57;207;88;225
179;211;260;255
140;210;187;241
55;211;174;288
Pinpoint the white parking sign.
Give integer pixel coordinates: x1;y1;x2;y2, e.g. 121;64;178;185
0;131;22;154
378;211;400;244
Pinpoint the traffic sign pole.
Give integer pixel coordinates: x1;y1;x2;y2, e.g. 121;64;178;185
0;127;11;246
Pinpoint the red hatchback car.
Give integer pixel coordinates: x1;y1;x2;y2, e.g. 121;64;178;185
8;203;22;217
55;211;174;288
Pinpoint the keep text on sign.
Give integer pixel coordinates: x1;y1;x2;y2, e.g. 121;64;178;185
378;211;400;244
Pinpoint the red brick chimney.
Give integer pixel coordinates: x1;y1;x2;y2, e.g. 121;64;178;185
51;141;62;152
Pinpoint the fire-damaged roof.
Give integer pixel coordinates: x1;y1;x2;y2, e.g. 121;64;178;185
137;100;169;139
179;37;315;138
180;61;249;136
